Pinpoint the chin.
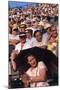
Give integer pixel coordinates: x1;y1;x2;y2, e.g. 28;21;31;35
32;63;37;68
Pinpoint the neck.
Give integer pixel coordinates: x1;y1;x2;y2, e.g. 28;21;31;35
31;63;38;69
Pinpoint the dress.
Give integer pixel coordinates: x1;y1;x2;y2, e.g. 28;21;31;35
26;61;49;87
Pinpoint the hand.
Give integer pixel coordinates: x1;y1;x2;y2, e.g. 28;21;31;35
20;73;31;87
10;50;18;60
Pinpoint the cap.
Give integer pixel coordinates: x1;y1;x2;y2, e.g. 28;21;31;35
38;21;44;27
19;32;26;37
19;24;26;28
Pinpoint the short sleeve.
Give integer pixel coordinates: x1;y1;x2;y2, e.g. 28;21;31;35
26;68;31;76
38;61;47;70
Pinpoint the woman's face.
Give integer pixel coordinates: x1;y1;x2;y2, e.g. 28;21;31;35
12;30;17;35
26;32;31;39
51;27;57;37
20;36;26;43
35;32;42;42
32;21;38;28
27;55;37;68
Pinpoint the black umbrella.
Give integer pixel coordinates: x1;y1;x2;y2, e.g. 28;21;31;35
16;47;58;75
13;47;58;86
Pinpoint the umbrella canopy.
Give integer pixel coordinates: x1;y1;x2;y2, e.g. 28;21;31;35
16;47;58;76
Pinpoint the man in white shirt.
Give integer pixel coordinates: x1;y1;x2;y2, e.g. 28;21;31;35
10;32;31;71
26;29;35;47
33;30;47;49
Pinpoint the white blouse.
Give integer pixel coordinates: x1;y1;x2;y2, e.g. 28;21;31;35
26;61;49;87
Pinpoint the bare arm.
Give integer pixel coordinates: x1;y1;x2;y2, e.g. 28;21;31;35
11;59;16;71
10;50;18;71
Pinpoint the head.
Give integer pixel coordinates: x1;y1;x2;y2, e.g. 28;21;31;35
26;20;31;27
26;54;38;68
34;30;42;42
51;26;58;37
19;24;26;32
12;29;18;35
32;19;38;28
47;27;52;35
19;32;26;43
26;29;33;39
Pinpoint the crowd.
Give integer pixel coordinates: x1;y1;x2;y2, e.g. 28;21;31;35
8;3;58;88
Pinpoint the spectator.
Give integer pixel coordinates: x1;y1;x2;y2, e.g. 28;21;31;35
47;25;58;55
18;24;27;33
25;54;49;87
26;29;35;46
9;29;20;46
33;30;47;49
10;32;32;71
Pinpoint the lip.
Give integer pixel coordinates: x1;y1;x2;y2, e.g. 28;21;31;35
31;62;36;66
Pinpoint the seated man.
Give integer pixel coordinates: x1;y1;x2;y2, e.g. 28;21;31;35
33;30;47;49
9;28;20;46
10;32;32;71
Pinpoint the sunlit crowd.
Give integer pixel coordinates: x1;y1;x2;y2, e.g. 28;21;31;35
8;3;58;88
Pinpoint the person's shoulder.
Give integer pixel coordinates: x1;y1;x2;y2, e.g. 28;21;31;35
9;34;12;37
38;61;47;69
25;41;31;48
39;61;44;64
32;37;36;41
15;42;21;47
26;68;31;74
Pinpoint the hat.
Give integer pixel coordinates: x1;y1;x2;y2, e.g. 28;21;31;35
19;32;26;37
21;21;26;25
38;21;44;27
44;23;51;29
12;24;18;30
20;24;26;28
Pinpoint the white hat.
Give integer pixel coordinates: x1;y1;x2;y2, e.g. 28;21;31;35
21;21;26;25
12;24;18;30
44;23;51;29
38;21;44;26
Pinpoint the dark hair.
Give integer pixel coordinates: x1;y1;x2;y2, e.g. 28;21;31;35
25;53;37;62
34;30;42;37
13;28;18;32
26;29;33;37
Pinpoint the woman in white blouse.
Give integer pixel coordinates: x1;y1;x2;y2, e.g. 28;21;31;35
25;54;49;87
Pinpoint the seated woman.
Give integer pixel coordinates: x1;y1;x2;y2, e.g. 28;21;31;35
9;28;20;46
47;25;58;56
21;54;49;87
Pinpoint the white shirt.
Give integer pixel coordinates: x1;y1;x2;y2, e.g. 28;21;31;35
9;34;20;41
26;27;39;34
26;37;35;47
15;42;31;53
33;39;47;48
26;61;49;87
42;33;48;44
